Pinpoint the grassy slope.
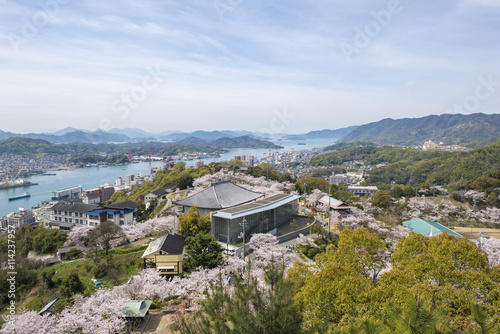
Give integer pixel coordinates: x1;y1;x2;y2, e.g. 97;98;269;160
19;250;145;312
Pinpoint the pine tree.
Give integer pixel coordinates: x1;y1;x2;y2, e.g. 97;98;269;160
181;260;308;333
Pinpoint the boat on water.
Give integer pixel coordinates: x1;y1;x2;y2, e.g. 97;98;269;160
42;173;56;176
297;143;306;145
9;192;31;201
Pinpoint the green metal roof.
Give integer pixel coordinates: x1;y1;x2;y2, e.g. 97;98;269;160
402;218;462;238
123;300;153;318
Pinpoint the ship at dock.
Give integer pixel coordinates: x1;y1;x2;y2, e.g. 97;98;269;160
0;179;39;190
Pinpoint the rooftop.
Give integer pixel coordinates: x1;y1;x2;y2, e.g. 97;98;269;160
318;196;352;210
142;234;186;258
212;193;301;219
54;185;82;192
123;300;153;318
174;181;263;209
51;201;98;214
104;200;139;210
402;218;462;238
149;188;167;196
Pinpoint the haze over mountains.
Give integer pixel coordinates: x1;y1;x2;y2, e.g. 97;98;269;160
0;113;498;147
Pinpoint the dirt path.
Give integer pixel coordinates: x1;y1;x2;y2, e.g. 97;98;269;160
453;226;500;240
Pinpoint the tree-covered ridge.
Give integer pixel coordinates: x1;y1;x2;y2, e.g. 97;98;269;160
311;142;500;186
339;112;500;147
322;141;376;152
0;135;281;158
0;137;67;154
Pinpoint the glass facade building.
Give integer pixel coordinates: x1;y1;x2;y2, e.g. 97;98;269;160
211;194;300;245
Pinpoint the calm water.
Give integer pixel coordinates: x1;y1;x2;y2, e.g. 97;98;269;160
0;139;333;217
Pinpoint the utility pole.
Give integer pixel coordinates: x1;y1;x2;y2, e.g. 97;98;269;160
328;184;331;233
239;217;248;261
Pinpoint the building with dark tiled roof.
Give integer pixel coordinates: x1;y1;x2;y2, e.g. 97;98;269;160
142;234;186;275
144;188;167;204
174;181;264;215
318;196;352;211
38;298;61;316
48;200;138;230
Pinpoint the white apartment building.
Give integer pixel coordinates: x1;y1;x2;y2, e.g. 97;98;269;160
49;200;138;230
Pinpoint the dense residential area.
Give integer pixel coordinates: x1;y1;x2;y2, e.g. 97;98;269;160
0;132;499;333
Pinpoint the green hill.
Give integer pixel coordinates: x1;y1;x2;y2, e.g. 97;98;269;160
0;137;68;155
311;142;500;186
339;113;500;147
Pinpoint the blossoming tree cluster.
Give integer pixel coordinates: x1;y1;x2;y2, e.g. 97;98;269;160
1;233;293;334
64;217;175;248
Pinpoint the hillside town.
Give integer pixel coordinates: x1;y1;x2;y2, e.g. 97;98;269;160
0;0;499;330
1;135;499;333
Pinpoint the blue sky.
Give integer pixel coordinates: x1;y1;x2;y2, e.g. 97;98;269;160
0;0;499;134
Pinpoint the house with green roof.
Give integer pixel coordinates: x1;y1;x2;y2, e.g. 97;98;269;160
123;300;153;318
402;218;462;238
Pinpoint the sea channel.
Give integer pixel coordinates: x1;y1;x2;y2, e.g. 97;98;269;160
0;139;333;217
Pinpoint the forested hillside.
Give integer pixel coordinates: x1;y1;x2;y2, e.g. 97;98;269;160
339;113;500;147
311;142;500;186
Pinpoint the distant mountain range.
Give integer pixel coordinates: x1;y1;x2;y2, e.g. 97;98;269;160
0;135;282;156
176;136;283;149
339;113;500;147
1;113;499;147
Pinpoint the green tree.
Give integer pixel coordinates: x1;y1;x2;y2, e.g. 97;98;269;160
182;261;308;333
183;233;223;272
177;172;194;190
379;232;494;328
372;190;392;208
174;161;186;173
41;269;56;289
469;175;500;192
317;227;387;282
65;247;83;260
295;262;373;329
177;206;211;237
382;292;452;334
60;273;85;298
32;227;67;255
295;177;330;194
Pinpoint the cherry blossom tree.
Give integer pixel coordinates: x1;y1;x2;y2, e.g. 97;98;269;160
306;189;326;206
121;216;174;241
56;288;128;334
64;226;92;247
464;190;486;206
475;237;500;267
0;311;55;334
